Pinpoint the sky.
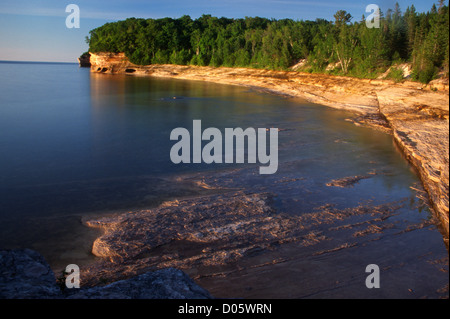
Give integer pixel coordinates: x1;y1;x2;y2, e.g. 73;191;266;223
0;0;442;63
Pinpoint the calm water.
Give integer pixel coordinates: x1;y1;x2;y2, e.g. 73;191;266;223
0;62;445;278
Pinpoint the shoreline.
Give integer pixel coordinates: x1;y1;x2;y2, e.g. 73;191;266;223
88;52;449;244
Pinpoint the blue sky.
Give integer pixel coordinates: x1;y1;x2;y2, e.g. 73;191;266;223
0;0;442;62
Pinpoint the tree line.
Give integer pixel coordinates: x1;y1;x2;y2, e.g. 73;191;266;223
86;2;449;83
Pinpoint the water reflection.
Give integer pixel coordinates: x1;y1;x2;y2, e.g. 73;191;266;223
87;72;421;214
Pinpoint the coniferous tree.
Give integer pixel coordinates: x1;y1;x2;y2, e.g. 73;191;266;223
86;2;449;83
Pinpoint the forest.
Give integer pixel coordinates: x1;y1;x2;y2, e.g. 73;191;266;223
85;2;449;83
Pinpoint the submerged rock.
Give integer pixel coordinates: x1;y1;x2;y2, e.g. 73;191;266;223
80;191;413;288
326;175;373;188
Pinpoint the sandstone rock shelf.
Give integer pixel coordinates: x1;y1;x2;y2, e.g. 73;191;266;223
81;176;448;298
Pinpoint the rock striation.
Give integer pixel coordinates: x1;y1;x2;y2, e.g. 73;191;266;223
0;249;212;299
80;186;448;298
376;88;449;244
88;51;449;243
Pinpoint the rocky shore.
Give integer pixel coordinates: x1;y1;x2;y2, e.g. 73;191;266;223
2;53;447;299
80;173;449;298
88;52;449;243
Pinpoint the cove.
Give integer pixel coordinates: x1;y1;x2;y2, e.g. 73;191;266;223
0;62;447;298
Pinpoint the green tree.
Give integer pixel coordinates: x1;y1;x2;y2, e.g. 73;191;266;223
85;3;449;82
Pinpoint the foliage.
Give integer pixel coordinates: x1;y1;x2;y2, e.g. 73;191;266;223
387;67;405;82
86;2;449;83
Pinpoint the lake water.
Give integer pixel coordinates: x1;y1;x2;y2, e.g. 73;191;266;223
0;62;447;297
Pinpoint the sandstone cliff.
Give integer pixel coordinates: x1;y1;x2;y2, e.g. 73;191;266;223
88;52;449;243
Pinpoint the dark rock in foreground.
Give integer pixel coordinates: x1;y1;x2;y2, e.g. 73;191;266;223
67;268;212;299
0;249;62;299
0;249;212;299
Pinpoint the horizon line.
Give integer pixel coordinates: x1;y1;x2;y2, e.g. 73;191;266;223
0;59;78;64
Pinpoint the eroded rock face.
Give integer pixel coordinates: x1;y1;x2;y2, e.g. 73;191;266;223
377;88;449;243
89;52;135;73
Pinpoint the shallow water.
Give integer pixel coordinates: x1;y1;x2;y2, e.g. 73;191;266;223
0;62;447;297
